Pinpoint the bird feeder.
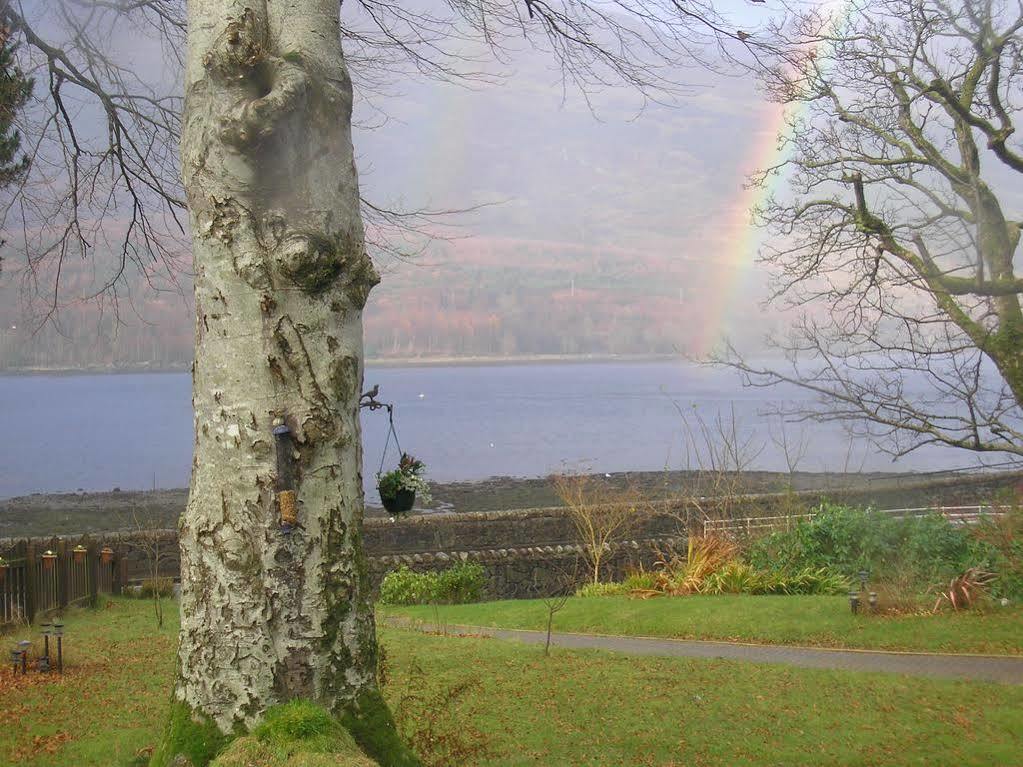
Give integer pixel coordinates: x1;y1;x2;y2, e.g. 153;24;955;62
273;419;298;533
100;546;114;565
72;545;87;564
41;550;57;570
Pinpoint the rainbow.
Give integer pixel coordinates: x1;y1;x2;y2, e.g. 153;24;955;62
688;0;852;359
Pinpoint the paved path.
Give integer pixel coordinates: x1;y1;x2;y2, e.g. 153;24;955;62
387;620;1023;684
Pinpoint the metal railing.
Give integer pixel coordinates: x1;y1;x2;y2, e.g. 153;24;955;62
704;504;1001;537
0;539;122;629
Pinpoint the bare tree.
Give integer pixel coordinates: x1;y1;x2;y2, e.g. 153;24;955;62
125;501;172;629
672;402;765;529
0;0;770;764
716;0;1023;462
768;413;808;481
552;473;644;585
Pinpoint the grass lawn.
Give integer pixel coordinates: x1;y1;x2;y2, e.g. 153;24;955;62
382;594;1023;654
1;598;1021;766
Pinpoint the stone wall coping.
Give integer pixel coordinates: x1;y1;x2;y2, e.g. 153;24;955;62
365;535;685;567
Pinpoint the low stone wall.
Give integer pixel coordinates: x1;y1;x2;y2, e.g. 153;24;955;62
3;470;1018;599
367;537;684;599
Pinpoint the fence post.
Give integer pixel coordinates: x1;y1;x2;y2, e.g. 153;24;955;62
88;538;99;608
56;537;69;610
24;541;37;625
112;541;126;596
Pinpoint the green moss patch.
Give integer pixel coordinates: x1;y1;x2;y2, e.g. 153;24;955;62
150;699;230;767
211;701;378;767
338;689;422;767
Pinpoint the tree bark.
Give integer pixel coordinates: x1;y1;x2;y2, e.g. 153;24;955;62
157;1;402;763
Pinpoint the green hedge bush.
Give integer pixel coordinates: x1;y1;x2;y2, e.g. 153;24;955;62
745;503;1018;595
379;562;486;605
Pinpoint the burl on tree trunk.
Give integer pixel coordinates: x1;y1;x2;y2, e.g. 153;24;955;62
153;1;415;765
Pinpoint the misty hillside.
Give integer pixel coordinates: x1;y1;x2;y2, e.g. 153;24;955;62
0;57;777;370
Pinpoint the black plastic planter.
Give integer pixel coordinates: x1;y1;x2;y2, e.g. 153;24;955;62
381;489;416;515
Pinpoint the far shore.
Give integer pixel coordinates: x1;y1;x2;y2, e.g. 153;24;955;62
0;352;685;377
2;468;1019;539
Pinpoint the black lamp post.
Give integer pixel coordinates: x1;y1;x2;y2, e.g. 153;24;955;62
848;590;860;614
52;622;64;673
40;621;51;667
858;569;869;591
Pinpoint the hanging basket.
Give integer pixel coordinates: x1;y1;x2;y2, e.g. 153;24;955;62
42;550;57;570
380;489;416;515
73;545;88;563
100;546;114;565
0;559;7;583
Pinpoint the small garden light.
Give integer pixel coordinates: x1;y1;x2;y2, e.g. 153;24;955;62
17;640;30;674
52;622;64;673
869;592;878;612
41;622;51;664
858;569;869;591
73;544;87;563
10;646;21;674
42;550;57;570
849;590;860;614
100;546;114;565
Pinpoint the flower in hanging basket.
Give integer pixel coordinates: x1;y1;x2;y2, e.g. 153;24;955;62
72;545;88;563
100;546;114;564
376;453;431;515
42;550;57;570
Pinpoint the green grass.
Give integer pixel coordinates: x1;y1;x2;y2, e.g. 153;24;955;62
383;594;1023;654
2;598;1022;766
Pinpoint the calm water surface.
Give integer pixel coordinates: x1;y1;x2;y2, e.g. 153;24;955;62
0;362;981;499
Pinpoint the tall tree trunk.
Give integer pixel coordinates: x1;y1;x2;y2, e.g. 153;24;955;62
156;1;410;764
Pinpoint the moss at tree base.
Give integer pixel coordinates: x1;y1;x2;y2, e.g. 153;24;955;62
150;699;231;767
338;689;422;767
211;700;378;766
151;698;414;767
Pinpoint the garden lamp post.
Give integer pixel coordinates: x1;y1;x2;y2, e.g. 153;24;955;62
868;592;878;613
848;591;860;614
17;640;30;673
858;569;869;591
40;622;51;665
53;622;64;673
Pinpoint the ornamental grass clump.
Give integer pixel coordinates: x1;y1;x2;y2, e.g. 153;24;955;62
652;536;738;595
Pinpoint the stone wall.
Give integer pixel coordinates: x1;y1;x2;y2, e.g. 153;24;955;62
367;537;684;600
3;470;1018;599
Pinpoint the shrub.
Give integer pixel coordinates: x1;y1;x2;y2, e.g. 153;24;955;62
138;577;175;599
653;536;738;595
699;563;847;595
746;503;980;588
379;562;486;605
971;500;1023;599
435;562;485;604
702;561;765;594
575;581;630;597
379;566;440;606
622;571;657;591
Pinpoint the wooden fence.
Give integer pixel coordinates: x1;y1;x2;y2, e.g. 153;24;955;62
0;537;124;628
